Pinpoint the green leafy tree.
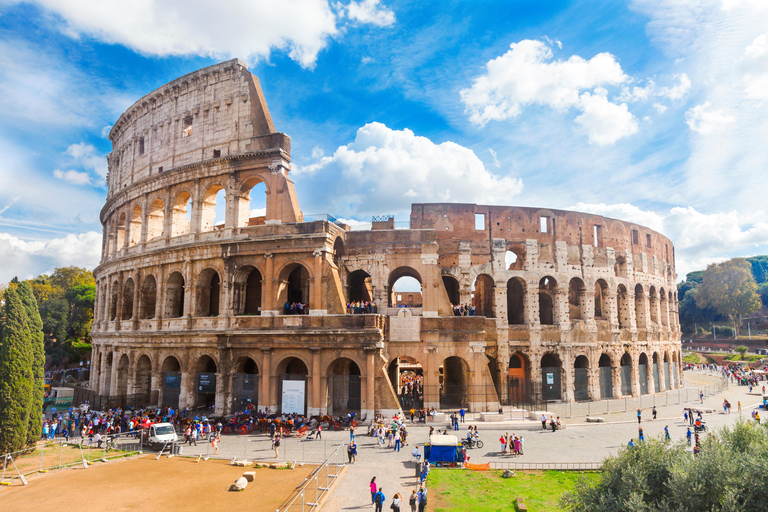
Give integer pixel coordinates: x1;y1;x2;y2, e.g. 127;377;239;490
757;282;768;307
735;345;748;357
16;281;45;446
563;420;768;511
0;286;34;454
695;259;761;337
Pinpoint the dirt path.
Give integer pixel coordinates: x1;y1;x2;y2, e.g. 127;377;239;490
1;454;314;511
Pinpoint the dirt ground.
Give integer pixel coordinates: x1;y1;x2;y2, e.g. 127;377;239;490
1;455;315;511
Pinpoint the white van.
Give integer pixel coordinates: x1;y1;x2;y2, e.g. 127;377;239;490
141;422;179;450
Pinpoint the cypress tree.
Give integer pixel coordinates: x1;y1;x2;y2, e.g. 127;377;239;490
17;281;45;446
0;286;33;454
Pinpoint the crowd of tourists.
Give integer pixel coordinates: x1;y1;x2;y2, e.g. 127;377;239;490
346;301;378;314
283;301;309;314
451;304;476;316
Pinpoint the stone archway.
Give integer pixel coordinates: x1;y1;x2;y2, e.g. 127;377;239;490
574;355;589;401
232;357;259;411
327;358;362;416
440;356;470;409
388;356;423;410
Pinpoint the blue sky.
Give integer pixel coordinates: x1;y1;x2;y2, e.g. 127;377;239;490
1;0;768;282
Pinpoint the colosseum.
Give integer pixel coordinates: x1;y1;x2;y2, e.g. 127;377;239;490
87;59;683;418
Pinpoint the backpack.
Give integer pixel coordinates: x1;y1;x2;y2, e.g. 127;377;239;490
409;494;417;505
375;493;383;504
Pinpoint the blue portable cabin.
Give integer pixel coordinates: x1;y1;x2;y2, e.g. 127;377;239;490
424;435;463;464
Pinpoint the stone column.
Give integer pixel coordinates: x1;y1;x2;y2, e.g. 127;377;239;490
647;361;655;395
525;284;540;326
259;348;274;413
555;288;569;327
364;349;376;418
631;353;640;397
262;254;277;315
150;370;161;407
612;362;622;398
311;249;325;315
562;348;574;402
214;371;227;416
309;348;321;416
179;371;191;409
606;291;618;330
132;275;140;329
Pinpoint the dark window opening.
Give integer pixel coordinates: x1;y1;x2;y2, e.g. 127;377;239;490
213;149;221;158
138;137;145;155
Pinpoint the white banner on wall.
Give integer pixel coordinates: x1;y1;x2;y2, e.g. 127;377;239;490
282;380;306;415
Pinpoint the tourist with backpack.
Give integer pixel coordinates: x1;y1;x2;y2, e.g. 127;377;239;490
373;487;385;512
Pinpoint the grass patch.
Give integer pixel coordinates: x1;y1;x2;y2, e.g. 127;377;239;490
428;468;597;512
724;353;764;362
683;353;702;363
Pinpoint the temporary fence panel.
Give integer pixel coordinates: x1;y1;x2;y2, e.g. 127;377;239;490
574;368;589;401
327;375;361;416
653;363;661;393
621;366;632;396
599;367;613;399
232;373;259;412
639;364;648;394
542;367;562;401
664;363;671;390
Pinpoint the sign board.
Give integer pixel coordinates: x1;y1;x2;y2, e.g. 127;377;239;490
198;373;216;393
282;380;306;415
389;310;420;342
546;373;554;385
164;375;181;388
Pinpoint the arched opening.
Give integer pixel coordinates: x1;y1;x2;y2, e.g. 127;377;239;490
161;356;181;408
507;277;525;325
507;353;532;406
388;356;423;410
574;355;589;401
440;356;470;409
594;279;608;318
634;284;647;328
201;184;226;231
620;353;632;395
349;269;373;304
147;198;164;240
116;212;126;249
541;353;562;400
599;354;613;399
663;352;671;390
197;269;221;317
195;355;218;408
327;358;362;416
109;280;119;321
280;264;310;314
652;352;661;392
538;277;557;325
103;352;113;396
333;237;344;268
660;287;669;327
638;353;649;395
232;357;259;412
649;286;659;325
617;284;630;329
244;267;262;315
116;354;129;396
171;191;192;237
442;275;460;308
128;205;142;246
614;255;627;278
472;274;495;317
568;278;585;320
121;278;135;320
238;179;267;227
505;249;523;270
165;272;185;318
134;355;152;404
277;357;309;415
389;267;422;308
140;275;157;319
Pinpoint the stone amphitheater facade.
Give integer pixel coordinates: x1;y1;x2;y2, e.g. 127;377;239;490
89;59;682;418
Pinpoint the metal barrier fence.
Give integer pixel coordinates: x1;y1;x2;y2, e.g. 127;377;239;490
490;461;602;471
1;433;143;485
546;377;729;419
276;443;347;512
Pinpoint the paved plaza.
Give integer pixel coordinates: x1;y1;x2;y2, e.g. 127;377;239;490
165;369;764;509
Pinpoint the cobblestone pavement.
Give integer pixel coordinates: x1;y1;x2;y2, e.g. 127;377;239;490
173;370;764;510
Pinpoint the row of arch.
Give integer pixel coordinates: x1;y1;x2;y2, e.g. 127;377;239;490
102;263;309;321
510;349;681;401
95;350;364;415
105;178;267;258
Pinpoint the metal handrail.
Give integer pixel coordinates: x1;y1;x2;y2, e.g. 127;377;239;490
276;442;347;512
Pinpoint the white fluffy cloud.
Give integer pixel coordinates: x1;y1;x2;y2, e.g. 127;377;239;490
65;142;108;179
297;122;523;215
53;169;91;186
0;231;102;282
19;0;394;68
340;0;395;27
685;102;736;134
460;39;637;145
573;202;768;279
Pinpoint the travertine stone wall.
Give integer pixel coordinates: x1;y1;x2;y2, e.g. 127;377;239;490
91;60;683;417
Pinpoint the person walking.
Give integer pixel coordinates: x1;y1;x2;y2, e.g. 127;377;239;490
686;427;692;446
273;434;281;458
373;487;385;512
315;424;322;440
409;489;418;512
652;406;657;420
638;426;645;442
460;408;465;423
541;413;547;430
347;441;357;463
394;430;401;452
636;408;643;424
370;477;378;507
664;425;670;441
